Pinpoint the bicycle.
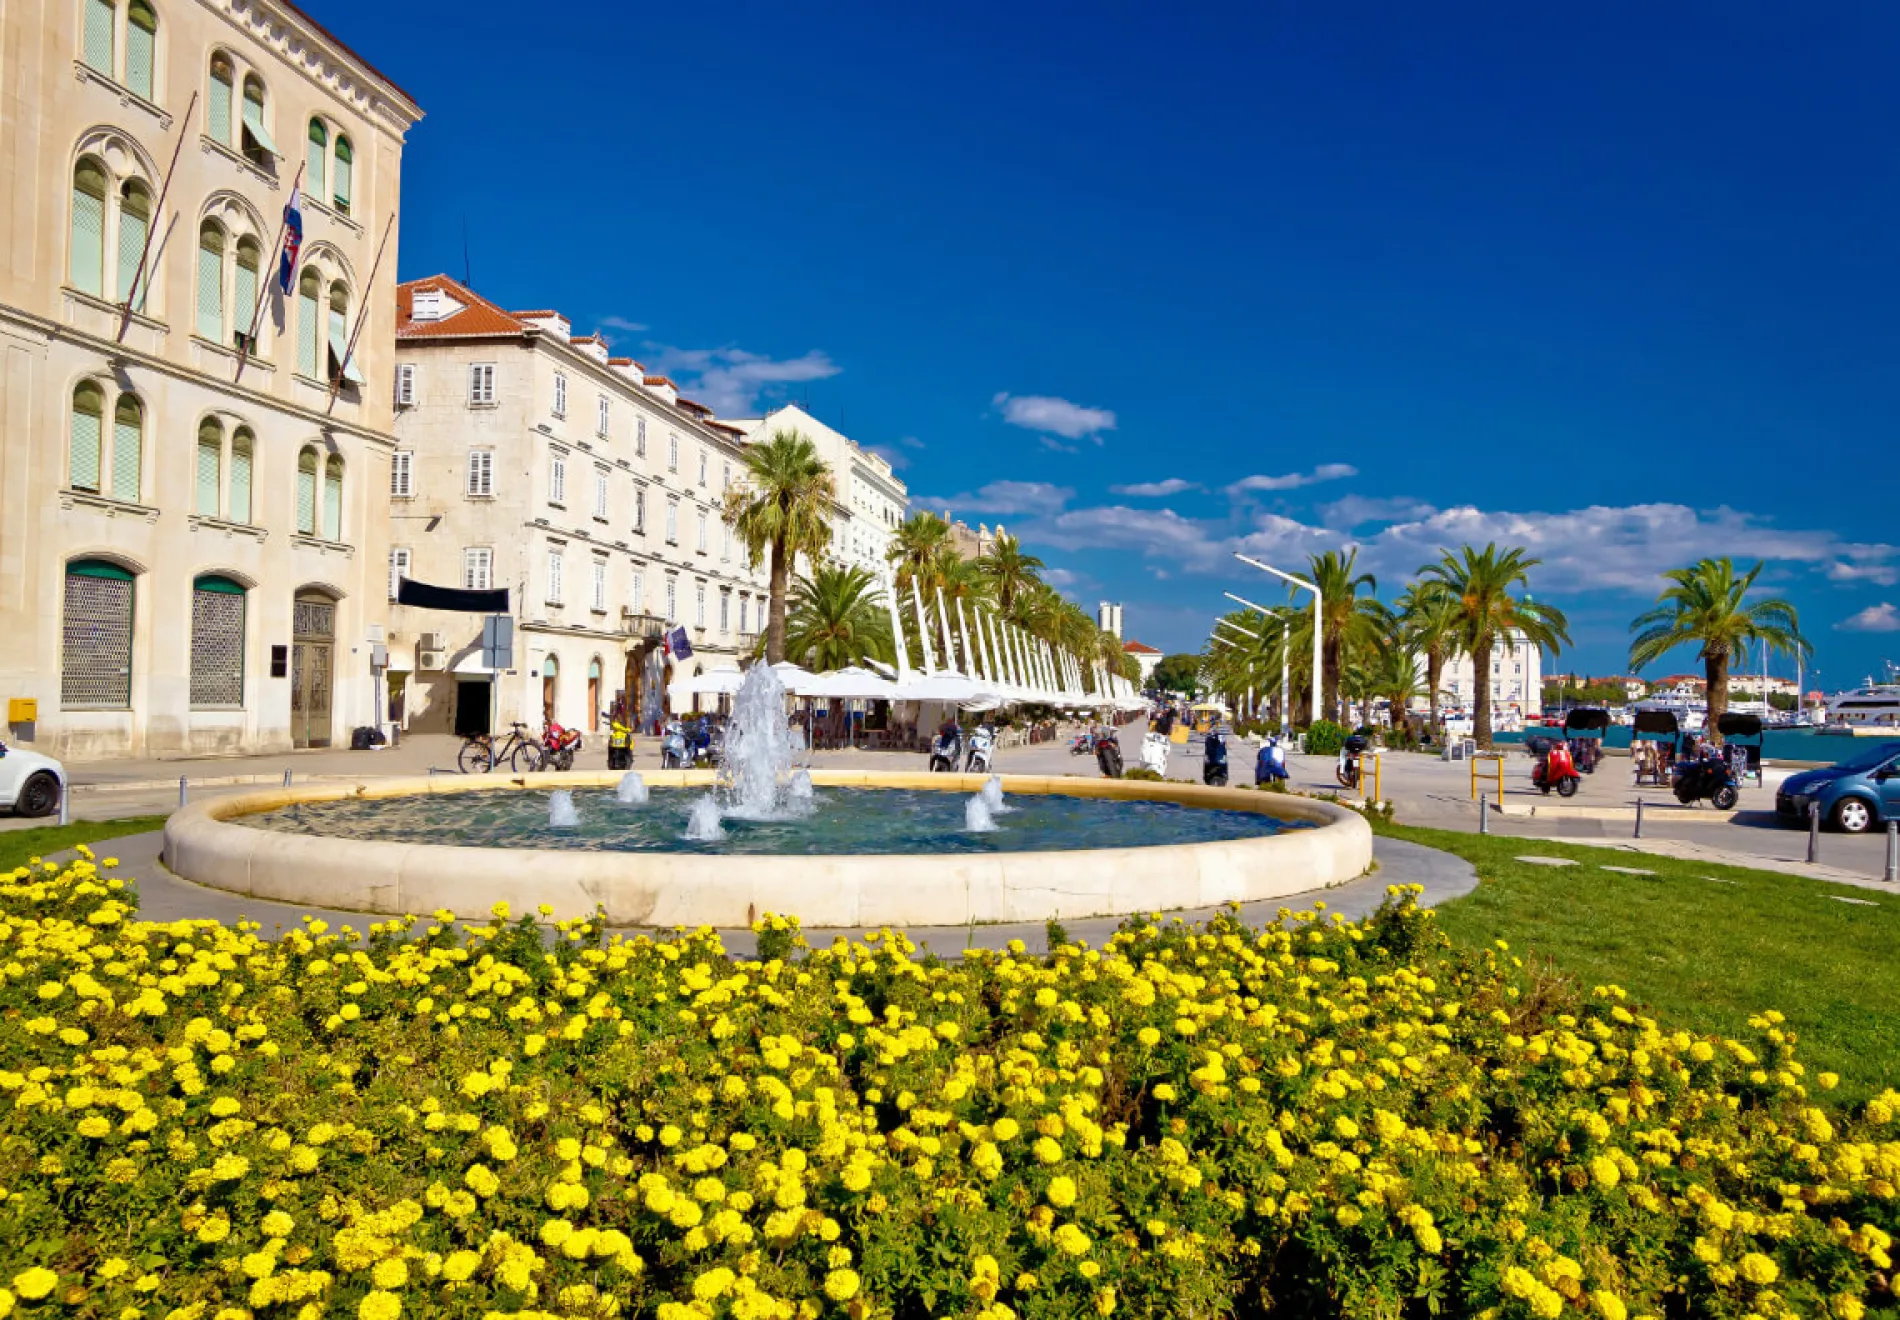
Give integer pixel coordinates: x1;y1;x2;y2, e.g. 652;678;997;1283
456;723;544;773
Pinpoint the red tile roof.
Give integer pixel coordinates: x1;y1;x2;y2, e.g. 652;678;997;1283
1122;640;1161;655
396;276;530;340
571;334;603;346
510;309;562;319
643;375;676;388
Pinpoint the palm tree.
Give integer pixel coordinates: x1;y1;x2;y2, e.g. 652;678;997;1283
888;513;952;591
1628;558;1807;741
1397;582;1463;734
1365;638;1424;738
784;564;894;672
978;533;1045;614
1416;543;1571;748
1306;549;1387;722
724;429;834;663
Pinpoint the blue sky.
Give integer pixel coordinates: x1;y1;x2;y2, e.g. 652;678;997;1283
343;0;1899;687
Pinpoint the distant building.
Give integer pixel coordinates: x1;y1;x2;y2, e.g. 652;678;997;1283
1425;633;1545;719
1097;602;1124;638
938;514;998;562
728;404;907;581
1123;639;1162;683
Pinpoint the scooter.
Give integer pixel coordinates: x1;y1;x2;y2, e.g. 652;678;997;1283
1336;735;1368;789
604;713;633;771
929;726;963;773
1255;737;1288;786
1096;733;1125;778
660;719;689;769
1672;751;1739;810
1531;740;1581;797
1068;730;1096;756
965;722;996;774
540;721;583;772
1202;728;1229;787
1140;732;1170;777
682;718;719;769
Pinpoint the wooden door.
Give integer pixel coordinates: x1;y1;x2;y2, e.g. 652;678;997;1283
291;593;336;748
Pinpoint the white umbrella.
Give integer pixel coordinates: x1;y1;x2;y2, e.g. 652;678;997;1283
666;664;744;707
770;661;821;697
808;666;900;700
895;671;994;704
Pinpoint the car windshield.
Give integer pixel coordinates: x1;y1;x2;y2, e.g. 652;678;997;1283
1830;741;1900;773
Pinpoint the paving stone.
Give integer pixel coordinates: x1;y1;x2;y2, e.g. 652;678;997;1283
1701;877;1739;885
1514;855;1579;867
1600;866;1657;876
1826;895;1878;907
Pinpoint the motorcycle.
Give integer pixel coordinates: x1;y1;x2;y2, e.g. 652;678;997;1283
1335;734;1369;789
929;726;963;773
1202;728;1230;787
1673;750;1740;810
1068;729;1097;756
1255;737;1288;786
1096;732;1125;778
604;713;633;771
965;723;997;774
1140;732;1170;777
1530;738;1581;797
660;719;689;770
540;721;583;772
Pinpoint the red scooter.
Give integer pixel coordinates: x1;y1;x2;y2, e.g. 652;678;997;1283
1531;740;1581;797
540;721;583;771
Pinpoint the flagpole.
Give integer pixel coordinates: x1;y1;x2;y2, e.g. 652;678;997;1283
234;161;304;385
327;210;397;414
117;90;198;343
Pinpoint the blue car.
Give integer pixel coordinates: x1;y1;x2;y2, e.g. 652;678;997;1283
1775;740;1900;834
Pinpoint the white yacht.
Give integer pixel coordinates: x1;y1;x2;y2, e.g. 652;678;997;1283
1823;667;1900;731
1631;694;1706;732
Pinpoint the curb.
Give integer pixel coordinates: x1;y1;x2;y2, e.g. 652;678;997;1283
1490;801;1743;824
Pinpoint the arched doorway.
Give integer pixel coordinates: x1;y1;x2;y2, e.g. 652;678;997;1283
290;588;336;748
541;655;558;727
586;657;601;732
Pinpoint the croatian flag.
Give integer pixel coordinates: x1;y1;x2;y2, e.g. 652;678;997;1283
278;187;303;293
665;624;693;661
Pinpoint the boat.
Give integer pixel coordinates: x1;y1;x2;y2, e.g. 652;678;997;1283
1631;694;1706;733
1821;665;1900;734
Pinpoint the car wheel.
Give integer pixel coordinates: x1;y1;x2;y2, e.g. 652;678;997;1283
1833;797;1875;834
16;771;60;818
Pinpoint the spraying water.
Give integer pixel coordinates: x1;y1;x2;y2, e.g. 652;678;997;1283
787;769;814;802
547;790;580;828
715;664;810;822
965;794;998;833
684;796;725;841
980;775;1014;815
614;771;649;805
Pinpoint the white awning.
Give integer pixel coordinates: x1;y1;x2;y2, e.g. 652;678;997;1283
240;107;280;158
329;330;366;385
806;666;899;700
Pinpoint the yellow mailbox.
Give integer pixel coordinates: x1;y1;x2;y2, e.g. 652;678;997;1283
7;698;37;723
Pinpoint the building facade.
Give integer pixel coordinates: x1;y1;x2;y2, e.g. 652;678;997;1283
0;0;420;758
729;404;907;579
1096;602;1123;638
1122;639;1161;683
1427;633;1545;719
385;277;769;738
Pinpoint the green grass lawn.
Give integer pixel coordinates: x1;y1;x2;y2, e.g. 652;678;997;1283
0;816;167;874
1380;822;1900;1105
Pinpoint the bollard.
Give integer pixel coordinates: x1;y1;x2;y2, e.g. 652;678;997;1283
1886;820;1897;885
283;769;293;788
1479;793;1489;835
428;766;437;779
1634;797;1643;839
58;782;70;827
1806;800;1820;865
178;775;188;809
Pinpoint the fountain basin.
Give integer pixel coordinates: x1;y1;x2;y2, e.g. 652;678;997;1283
163;771;1373;928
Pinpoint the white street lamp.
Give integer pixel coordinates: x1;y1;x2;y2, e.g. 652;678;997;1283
1234;555;1321;726
1224;590;1291;730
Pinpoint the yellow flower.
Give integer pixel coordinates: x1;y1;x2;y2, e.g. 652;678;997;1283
1738;1253;1779;1286
371;1258;408;1289
12;1269;57;1301
358;1290;401;1320
1046;1176;1077;1208
823;1269;860;1302
1591;1290;1627;1320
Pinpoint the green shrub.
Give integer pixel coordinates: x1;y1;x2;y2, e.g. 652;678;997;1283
1301;719;1349;756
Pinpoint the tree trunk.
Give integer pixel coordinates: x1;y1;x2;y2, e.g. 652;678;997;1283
1323;636;1341;724
1427;648;1445;733
1472;633;1495;749
1705;648;1729;745
765;538;790;664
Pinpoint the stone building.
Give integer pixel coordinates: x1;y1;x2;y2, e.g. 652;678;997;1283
728;404;908;580
0;0;420;757
385;277;769;738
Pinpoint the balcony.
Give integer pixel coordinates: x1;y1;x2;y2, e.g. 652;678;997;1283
621;609;666;640
736;631;761;652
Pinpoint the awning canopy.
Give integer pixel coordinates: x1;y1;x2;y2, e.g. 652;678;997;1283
806;666;899;700
329;330;366;385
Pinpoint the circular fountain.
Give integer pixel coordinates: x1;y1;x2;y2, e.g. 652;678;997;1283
164;667;1372;928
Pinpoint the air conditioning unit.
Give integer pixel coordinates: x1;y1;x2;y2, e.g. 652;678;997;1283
419;630;443;651
419;650;446;671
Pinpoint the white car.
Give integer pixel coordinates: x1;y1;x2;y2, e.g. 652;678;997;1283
0;741;66;817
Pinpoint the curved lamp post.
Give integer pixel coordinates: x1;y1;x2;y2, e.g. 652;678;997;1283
1234;554;1321;726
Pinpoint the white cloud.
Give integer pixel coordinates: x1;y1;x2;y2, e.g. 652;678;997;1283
597;315;649;334
1041;566;1083;589
913;480;1074;519
1837;603;1900;633
1111;478;1201;498
645;344;841;416
1226;463;1358;495
1826;558;1900;586
991;392;1116;441
1318;494;1437;529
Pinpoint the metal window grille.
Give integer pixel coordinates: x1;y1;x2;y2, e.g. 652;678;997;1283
62;571;133;708
190;588;246;707
292;598;335;639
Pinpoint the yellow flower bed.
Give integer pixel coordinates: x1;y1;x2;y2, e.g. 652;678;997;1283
0;850;1895;1319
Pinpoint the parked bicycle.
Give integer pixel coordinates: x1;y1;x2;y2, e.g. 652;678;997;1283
456;722;544;773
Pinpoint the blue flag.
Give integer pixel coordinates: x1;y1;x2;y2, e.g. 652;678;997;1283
278;187;303;293
666;624;693;661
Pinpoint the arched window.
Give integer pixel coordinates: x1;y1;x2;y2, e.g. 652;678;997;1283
111;393;143;502
333;135;353;215
69;381;105;492
83;0;115;75
327;281;363;386
233;237;260;351
125;0;156;100
295;447;318;535
207;52;233;143
117;179;151;312
322;454;343;542
297;269;319;378
189;574;246;708
62;559;135;710
305;118;326;199
195;219;224;342
229;427;253;523
70;158;107;297
195;417;222;516
239;74;276;166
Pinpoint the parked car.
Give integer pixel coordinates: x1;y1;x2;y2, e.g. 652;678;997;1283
0;741;66;817
1775;740;1900;834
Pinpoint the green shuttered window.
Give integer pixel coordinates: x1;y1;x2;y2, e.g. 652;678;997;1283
111;396;141;502
196;420;222;517
125;2;156;100
196;224;224;342
296;450;317;535
83;0;114;74
297;275;319;378
208;59;232;143
333;137;353;214
69;383;104;492
229;433;253;524
71;161;106;297
322;457;342;542
117;185;149;312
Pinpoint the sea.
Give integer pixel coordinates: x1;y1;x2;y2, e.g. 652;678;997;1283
1491;726;1900;766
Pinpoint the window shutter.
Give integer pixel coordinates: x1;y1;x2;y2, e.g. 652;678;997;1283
296;453;317;534
635;488;645;532
550;453;566;505
396;363;415;406
636;417;646;455
229;439;252;523
196;437;221;517
232;252;257;343
83;0;114;74
70;168;105;297
390;451;412;498
208;69;232;142
125;7;155;99
594;469;607;519
189;580;246;708
389;548;410;600
592;559;606;611
69;390;103;492
553;373;566;416
298;283;319;377
196;236;224;341
548;552;563;604
117;198;149;312
333;137;353;214
62;564;134;709
322;460;342;542
306;121;326;201
111;401;141;502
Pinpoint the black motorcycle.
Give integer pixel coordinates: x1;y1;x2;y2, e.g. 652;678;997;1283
1203;729;1230;787
1096;734;1124;778
1335;734;1369;789
1673;752;1740;810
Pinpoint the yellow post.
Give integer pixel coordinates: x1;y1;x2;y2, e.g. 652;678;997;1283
1470;754;1503;800
1362;752;1381;804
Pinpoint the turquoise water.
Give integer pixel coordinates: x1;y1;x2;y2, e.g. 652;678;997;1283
245;787;1304;855
1492;727;1900;764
